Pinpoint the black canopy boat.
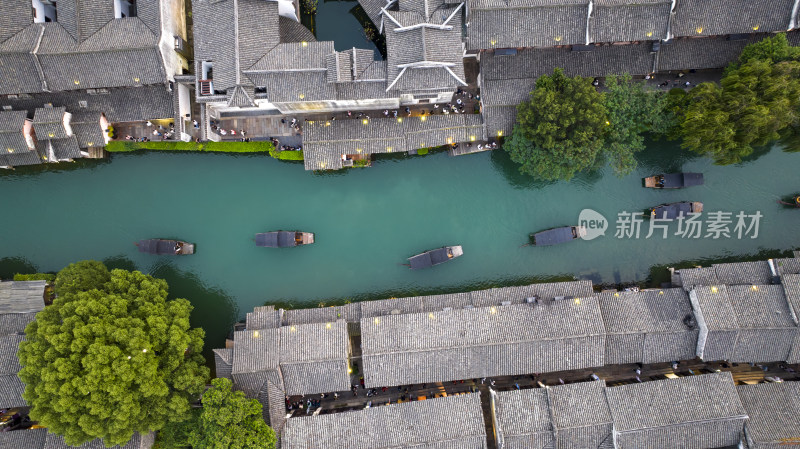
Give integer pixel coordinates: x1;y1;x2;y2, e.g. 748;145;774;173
778;194;800;207
256;231;315;248
648;202;704;219
644;173;704;189
136;239;195;255
407;246;463;269
529;226;586;246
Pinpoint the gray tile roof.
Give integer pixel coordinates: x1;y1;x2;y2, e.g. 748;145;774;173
589;0;671;43
281;393;488;449
259;380;288;433
0;148;44;167
0;374;25;408
246;305;282;330
42;431;154;449
0;281;46;314
657;35;766;72
782;273;800;325
69;112;105;149
0;428;47;449
774;257;800;276
361;299;605;387
548;380;613;449
213;348;233;380
284;303;362;325
279;16;316;43
689;285;738;361
482;105;517;139
0;334;24;375
713;261;773;286
231;329;281;375
33;107;70;140
598;289;698;364
0;334;25;408
606;372;747;449
0;85;175;123
359;0;389;27
302;114;483;170
493;388;554;449
466;3;588;50
0;111;32;154
278;321;351;395
737;382;800;449
0;313;37;335
670;0;794;38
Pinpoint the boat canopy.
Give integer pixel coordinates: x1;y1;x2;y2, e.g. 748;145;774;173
408;247;452;269
138;239;180;255
256;231;297;248
533;227;576;246
652;202;694;219
663;173;704;188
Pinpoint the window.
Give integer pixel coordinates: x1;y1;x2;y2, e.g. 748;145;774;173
32;0;57;23
114;0;136;18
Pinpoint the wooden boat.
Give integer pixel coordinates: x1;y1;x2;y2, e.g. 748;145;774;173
649;202;703;219
643;173;704;189
407;246;463;270
256;231;315;248
529;226;587;246
777;194;800;207
136;239;195;255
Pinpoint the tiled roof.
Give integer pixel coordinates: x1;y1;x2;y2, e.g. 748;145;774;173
467;3;587;50
606;372;747;449
670;0;794;38
259;380;288;433
213;348;233;380
597;288;698;365
0;428;47;449
0;281;46;314
284;303;362;326
281;393;487;448
589;0;671;43
0;374;25;408
0;111;31;154
0;335;24;375
482;105;517;139
0;85;175;123
69;112;105;149
494;388;553;449
33;107;69;140
782;273;800;325
360;299;605;387
49;136;83;160
737;382;800;448
42;431;154;449
657;35;767;72
231;329;281;375
278;321;351;395
192;0;243;94
246;305;282;330
39;48;166;92
0;313;37;335
302;114;483;170
279;16;316;43
775;257;800;276
0;148;44;167
227;85;256;108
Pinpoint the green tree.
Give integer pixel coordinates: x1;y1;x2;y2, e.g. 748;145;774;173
733;33;800;68
189;378;277;449
53;259;110;296
603;74;673;175
154;409;200;449
18;264;209;447
507;68;608;181
680;59;800;164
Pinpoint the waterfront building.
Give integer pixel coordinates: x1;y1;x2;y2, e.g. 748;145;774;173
281;393;487;448
737;381;800;449
0;279;154;448
0;0;190;167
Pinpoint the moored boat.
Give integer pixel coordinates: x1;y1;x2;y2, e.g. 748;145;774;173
407;246;463;269
643;173;704;189
777;194;800;207
529;226;586;246
648;202;703;219
136;239;195;255
256;231;315;248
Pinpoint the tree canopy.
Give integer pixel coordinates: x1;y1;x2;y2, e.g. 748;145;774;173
188;378;277;449
18;262;209;447
506;68;608;181
603;74;673;175
680;57;800;164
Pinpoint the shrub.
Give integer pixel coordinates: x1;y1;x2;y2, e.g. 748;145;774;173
13;273;56;282
268;148;304;161
106;140;273;153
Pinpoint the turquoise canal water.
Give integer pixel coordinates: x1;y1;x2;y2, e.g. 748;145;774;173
2;143;800;352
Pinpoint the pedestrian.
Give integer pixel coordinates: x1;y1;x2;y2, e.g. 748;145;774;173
456;98;462;106
146;121;152;127
192;119;199;128
635;368;641;375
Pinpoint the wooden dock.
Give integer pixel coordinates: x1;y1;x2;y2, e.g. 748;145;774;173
87;147;108;159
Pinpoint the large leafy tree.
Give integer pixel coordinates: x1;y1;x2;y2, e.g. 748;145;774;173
680;58;800;164
189;378;277;449
603;74;673;175
506;68;608;180
18;262;209;447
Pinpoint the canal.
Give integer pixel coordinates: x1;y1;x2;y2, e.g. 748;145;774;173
1;142;799;352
